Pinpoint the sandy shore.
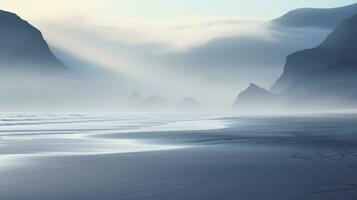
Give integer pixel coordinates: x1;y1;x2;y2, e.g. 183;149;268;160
1;114;357;199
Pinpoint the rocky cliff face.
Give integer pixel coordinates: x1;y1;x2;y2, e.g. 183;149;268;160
272;13;357;94
235;13;357;112
0;10;65;71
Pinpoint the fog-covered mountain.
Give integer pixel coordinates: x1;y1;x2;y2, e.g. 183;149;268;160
273;13;357;94
0;10;65;72
235;13;357;112
272;3;357;29
0;10;132;112
177;97;201;110
234;84;275;112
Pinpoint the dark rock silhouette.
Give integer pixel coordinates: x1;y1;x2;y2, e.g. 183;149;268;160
0;10;65;71
272;3;357;29
236;13;357;111
234;84;275;112
272;13;357;94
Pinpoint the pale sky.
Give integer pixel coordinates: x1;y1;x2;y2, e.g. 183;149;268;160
3;0;357;21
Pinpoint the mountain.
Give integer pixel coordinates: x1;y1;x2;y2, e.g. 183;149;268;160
235;13;357;111
272;3;357;29
0;10;65;71
270;47;342;93
272;13;357;94
177;97;201;110
234;84;275;112
142;96;167;110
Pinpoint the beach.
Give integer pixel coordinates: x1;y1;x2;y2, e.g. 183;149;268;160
1;113;357;199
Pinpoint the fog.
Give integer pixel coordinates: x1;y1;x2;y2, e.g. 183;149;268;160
0;16;333;112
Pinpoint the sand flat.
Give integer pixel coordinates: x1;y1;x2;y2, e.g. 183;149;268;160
1;113;357;199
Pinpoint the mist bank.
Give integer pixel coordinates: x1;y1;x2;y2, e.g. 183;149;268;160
0;10;205;112
2;4;357;112
35;12;336;108
38;4;357;108
0;68;212;113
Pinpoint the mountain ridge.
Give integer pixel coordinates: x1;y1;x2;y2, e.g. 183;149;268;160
235;13;357;112
272;13;357;93
272;3;357;29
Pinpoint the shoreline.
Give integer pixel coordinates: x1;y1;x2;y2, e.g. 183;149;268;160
1;113;357;199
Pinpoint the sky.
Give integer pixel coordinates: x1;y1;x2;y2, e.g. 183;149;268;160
2;0;357;21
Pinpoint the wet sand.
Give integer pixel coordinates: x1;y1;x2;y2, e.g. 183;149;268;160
1;114;357;199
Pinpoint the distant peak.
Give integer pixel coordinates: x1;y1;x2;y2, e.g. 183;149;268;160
248;83;266;91
238;83;271;97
